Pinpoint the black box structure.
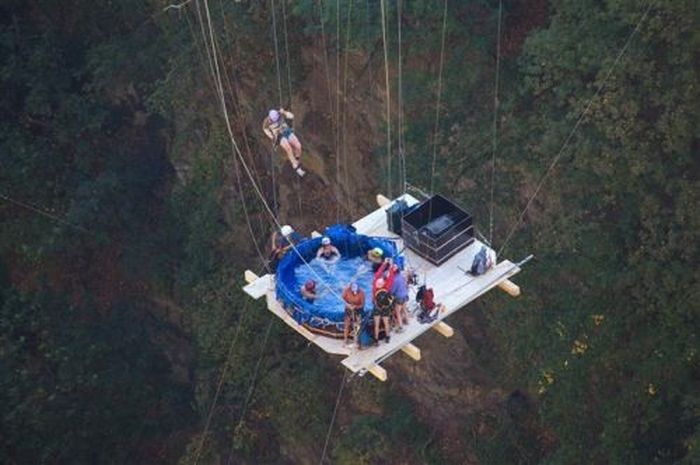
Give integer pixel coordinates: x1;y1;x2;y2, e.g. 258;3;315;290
401;195;475;265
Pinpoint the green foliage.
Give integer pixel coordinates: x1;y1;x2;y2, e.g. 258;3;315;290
0;287;192;464
332;392;444;465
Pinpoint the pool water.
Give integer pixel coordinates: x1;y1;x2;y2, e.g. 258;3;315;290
294;256;374;320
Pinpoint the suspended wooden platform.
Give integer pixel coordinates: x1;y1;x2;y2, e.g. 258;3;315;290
243;193;526;381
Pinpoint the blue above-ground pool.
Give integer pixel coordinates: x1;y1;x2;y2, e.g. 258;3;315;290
275;224;403;336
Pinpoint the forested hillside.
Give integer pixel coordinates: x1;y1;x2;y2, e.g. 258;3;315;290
1;1;698;464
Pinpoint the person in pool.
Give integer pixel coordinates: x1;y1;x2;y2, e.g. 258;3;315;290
300;280;317;303
342;282;365;348
262;108;305;177
316;236;341;262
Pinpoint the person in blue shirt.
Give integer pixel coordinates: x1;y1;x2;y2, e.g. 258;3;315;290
390;264;410;332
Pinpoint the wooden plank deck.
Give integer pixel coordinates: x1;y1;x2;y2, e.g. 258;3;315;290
243;194;525;380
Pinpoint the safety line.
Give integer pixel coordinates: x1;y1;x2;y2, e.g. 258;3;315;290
318;369;348;465
497;0;654;257
271;0;284;106
224;318;274;465
199;0;345;303
280;0;294;107
191;298;254;465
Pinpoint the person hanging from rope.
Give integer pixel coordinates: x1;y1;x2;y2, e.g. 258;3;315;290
342;282;365;348
263;108;305;177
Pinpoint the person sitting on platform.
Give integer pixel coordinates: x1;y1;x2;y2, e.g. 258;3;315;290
416;285;445;323
300;280;317;303
372;277;394;344
390;265;410;332
270;224;303;271
316;236;341;262
367;247;384;272
342;282;365;348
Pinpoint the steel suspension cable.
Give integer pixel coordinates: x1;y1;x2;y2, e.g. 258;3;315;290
397;0;406;194
497;0;654;257
379;0;392;197
488;0;503;246
429;0;448;196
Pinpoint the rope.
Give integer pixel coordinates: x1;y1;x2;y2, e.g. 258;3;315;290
225;318;274;465
429;0;448;196
380;0;392;197
341;0;354;197
335;0;342;223
191;299;253;465
280;0;294;107
318;369;348;465
0;192;92;235
488;0;503;246
199;0;345;304
397;0;406;194
270;0;284;106
497;0;654;257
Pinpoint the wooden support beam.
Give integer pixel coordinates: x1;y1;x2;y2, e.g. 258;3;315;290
400;343;421;361
368;364;387;382
244;270;259;284
432;321;454;338
498;279;521;297
376;194;391;207
311;231;322;238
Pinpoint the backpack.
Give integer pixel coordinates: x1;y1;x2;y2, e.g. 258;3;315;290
374;289;393;311
415;285;426;303
470;246;493;276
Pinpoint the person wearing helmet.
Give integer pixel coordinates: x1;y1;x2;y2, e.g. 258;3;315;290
269;224;303;271
262;108;305;177
316;236;341;262
300;279;317;303
372;276;394;344
342;282;365;348
367;247;384;272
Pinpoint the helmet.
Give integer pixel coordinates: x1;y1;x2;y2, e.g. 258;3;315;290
375;278;385;289
280;225;293;236
268;109;280;122
321;236;331;246
369;247;383;258
350;282;359;293
304;280;316;291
